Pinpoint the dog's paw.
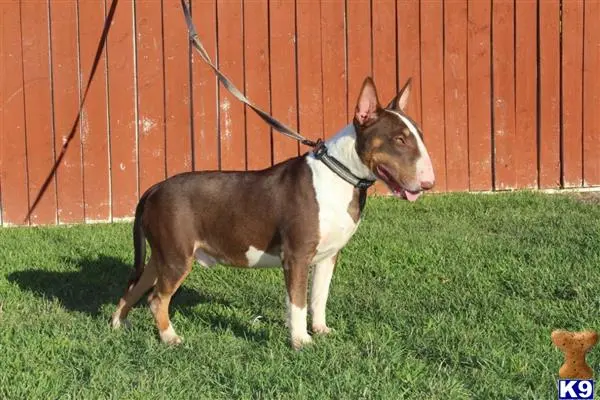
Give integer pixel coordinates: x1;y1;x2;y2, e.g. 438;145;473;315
160;325;184;346
161;334;184;346
312;324;332;335
111;315;131;330
291;333;313;350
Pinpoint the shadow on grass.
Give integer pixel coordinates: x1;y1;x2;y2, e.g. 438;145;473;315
7;255;270;343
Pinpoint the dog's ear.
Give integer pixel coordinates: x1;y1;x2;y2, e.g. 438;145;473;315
386;78;412;112
355;77;382;126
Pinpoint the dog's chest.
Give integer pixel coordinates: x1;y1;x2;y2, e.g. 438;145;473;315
307;157;360;263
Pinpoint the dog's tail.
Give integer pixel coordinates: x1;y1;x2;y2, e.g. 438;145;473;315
128;183;159;289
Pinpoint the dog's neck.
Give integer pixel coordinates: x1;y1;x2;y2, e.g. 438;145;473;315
322;124;376;181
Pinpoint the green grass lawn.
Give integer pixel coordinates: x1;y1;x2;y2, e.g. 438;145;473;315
1;192;600;399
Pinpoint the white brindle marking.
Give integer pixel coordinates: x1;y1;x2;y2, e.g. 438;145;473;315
306;124;373;264
287;297;312;349
387;110;435;184
310;256;336;334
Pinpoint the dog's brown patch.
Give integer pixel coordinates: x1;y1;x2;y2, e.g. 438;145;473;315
347;188;367;223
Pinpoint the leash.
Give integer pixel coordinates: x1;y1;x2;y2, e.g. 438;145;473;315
24;0;120;223
180;0;374;190
180;0;317;148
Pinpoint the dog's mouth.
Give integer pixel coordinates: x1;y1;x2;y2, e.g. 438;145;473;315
375;164;421;202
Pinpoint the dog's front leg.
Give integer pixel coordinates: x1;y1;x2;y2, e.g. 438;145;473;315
310;254;337;334
283;255;312;350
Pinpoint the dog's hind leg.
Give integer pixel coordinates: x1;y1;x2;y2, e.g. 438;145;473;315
111;257;159;329
148;257;192;345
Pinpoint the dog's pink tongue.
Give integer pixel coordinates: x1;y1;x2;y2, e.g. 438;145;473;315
405;191;421;202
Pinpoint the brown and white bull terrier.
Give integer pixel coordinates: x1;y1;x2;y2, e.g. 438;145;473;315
111;77;435;349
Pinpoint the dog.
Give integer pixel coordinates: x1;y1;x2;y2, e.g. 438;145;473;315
111;77;435;349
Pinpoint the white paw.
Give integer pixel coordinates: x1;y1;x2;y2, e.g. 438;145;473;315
160;324;183;346
291;333;313;350
161;334;183;346
312;324;332;335
111;315;131;330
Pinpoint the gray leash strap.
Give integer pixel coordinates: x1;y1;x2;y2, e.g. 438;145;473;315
180;0;318;148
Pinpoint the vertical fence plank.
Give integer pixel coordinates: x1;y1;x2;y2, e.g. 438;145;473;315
0;7;3;225
539;0;560;189
347;0;374;190
320;1;347;136
561;0;584;188
346;0;372;118
244;0;271;170
50;0;84;224
79;0;110;221
217;0;245;171
398;0;422;124
583;0;600;186
296;0;324;148
191;0;218;172
107;0;137;219
420;0;446;192
492;0;516;190
136;1;166;194
0;2;29;225
397;0;423;200
467;0;492;191
372;0;395;195
444;0;469;191
163;0;192;177
515;0;538;189
270;0;298;164
21;1;57;225
0;6;4;224
373;0;396;108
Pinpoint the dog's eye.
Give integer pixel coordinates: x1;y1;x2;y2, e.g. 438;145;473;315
394;135;406;145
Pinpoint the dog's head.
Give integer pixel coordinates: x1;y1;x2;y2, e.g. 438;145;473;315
353;77;434;201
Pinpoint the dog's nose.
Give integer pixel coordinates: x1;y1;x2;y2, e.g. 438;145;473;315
420;180;434;190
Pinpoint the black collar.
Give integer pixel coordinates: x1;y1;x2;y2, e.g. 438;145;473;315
312;140;376;190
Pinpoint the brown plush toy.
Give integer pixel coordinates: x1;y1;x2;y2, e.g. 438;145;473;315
551;329;598;379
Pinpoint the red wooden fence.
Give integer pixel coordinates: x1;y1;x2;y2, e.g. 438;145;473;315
1;0;599;226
